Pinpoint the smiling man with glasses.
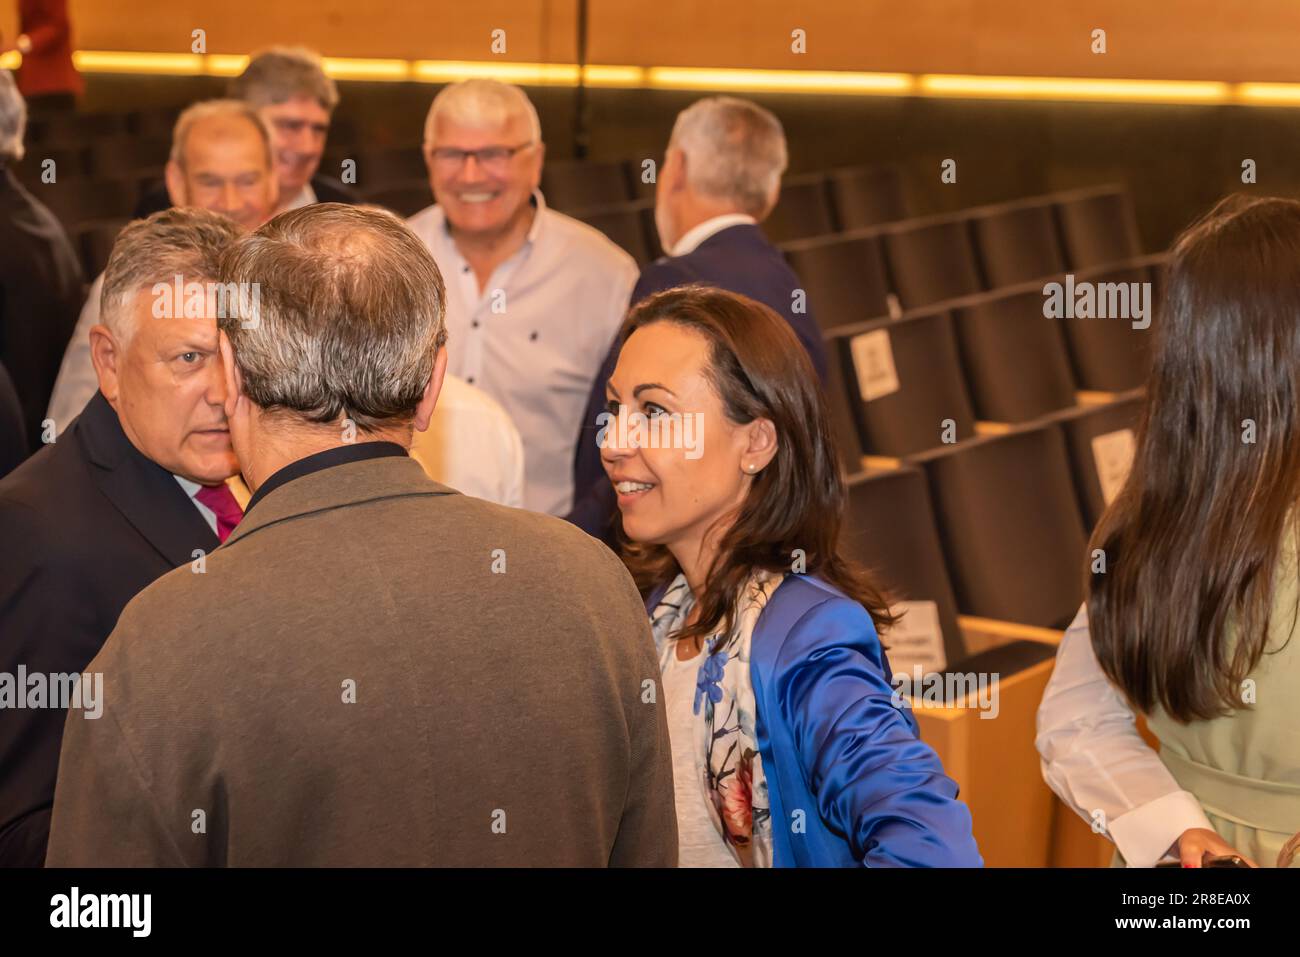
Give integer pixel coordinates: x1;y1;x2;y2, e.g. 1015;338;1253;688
135;47;357;219
408;79;639;517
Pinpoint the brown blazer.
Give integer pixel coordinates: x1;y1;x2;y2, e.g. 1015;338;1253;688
45;454;676;866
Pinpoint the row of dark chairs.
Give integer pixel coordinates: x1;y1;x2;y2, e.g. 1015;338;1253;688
347;161;912;265
25;107;364;151
782;185;1143;324
13;135;171;184
14;139;428;191
821;254;1163;460
536;161;909;234
841;390;1142;644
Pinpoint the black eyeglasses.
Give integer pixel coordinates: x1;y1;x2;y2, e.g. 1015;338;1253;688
427;141;536;171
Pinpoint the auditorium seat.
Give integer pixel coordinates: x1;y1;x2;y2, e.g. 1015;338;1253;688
14;146;90;188
362;180;432;218
74;218;130;278
1037;391;1144;530
325;116;361;150
763;172;835;243
28;111;128;147
541;159;632;212
969;197;1066;288
126;107;182;139
1057;258;1157;391
842;466;966;666
354;147;427;190
951;283;1078;422
574;201;654;265
1056;185;1142;270
907;423;1088;628
842;465;1061;867
624;158;657;202
882;213;985;310
88;135;170;181
827;164;908;230
828;310;977;456
781;231;893;330
821;341;866;474
36;177;140;230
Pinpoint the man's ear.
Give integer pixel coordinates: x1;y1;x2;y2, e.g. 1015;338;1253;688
218;330;243;422
413;345;450;434
89;325;122;404
164;160;186;208
662;147;687;194
530;140;546;191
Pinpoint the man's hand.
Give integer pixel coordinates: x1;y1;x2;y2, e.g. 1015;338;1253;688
1177;827;1257;867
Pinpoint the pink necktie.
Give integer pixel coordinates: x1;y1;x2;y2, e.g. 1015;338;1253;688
195;483;244;543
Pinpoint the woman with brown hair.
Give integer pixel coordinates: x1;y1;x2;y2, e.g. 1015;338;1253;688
1085;194;1300;868
599;284;981;867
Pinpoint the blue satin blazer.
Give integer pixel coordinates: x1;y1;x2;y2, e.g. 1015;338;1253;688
662;573;984;867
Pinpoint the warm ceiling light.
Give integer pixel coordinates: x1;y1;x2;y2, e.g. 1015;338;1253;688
412;60;580;84
1235;82;1300;105
320;57;410;80
646;67;914;95
72;51;205;75
24;51;1300;109
919;73;1231;104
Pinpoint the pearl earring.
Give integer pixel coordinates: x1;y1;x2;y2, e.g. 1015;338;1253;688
745;463;758;473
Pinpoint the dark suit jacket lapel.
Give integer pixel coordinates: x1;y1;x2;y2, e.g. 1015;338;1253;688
75;393;220;565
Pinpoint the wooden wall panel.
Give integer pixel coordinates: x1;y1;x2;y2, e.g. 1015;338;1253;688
26;1;1300;83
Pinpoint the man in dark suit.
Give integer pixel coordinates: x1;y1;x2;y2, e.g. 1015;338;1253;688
0;69;83;452
0;208;243;866
134;47;355;219
568;96;827;537
0;361;26;477
45;204;675;867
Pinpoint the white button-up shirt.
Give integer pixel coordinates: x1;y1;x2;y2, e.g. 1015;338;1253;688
1036;604;1215;866
408;191;638;515
409;372;525;508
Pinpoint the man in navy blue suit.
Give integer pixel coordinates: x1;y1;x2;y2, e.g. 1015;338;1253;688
568;96;827;537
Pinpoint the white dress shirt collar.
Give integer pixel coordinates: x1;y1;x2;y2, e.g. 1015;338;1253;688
282;181;317;213
670;213;757;257
174;474;218;536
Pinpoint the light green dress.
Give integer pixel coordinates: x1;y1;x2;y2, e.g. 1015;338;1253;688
1145;539;1300;868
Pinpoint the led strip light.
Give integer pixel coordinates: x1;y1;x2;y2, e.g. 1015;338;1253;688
0;50;1296;106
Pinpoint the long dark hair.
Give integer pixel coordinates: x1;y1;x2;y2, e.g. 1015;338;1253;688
1088;194;1300;722
616;285;896;645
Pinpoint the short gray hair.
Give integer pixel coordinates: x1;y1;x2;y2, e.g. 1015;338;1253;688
169;99;274;171
230;46;340;112
669;96;788;219
423;79;541;147
218;204;447;431
100;208;243;345
0;70;26;165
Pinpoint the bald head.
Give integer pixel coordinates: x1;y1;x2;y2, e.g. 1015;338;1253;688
165;100;279;233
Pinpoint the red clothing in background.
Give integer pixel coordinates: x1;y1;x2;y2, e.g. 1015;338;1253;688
15;0;84;99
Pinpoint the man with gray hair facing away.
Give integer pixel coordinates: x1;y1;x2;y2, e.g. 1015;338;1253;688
568;96;827;537
409;79;638;517
46;204;677;867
